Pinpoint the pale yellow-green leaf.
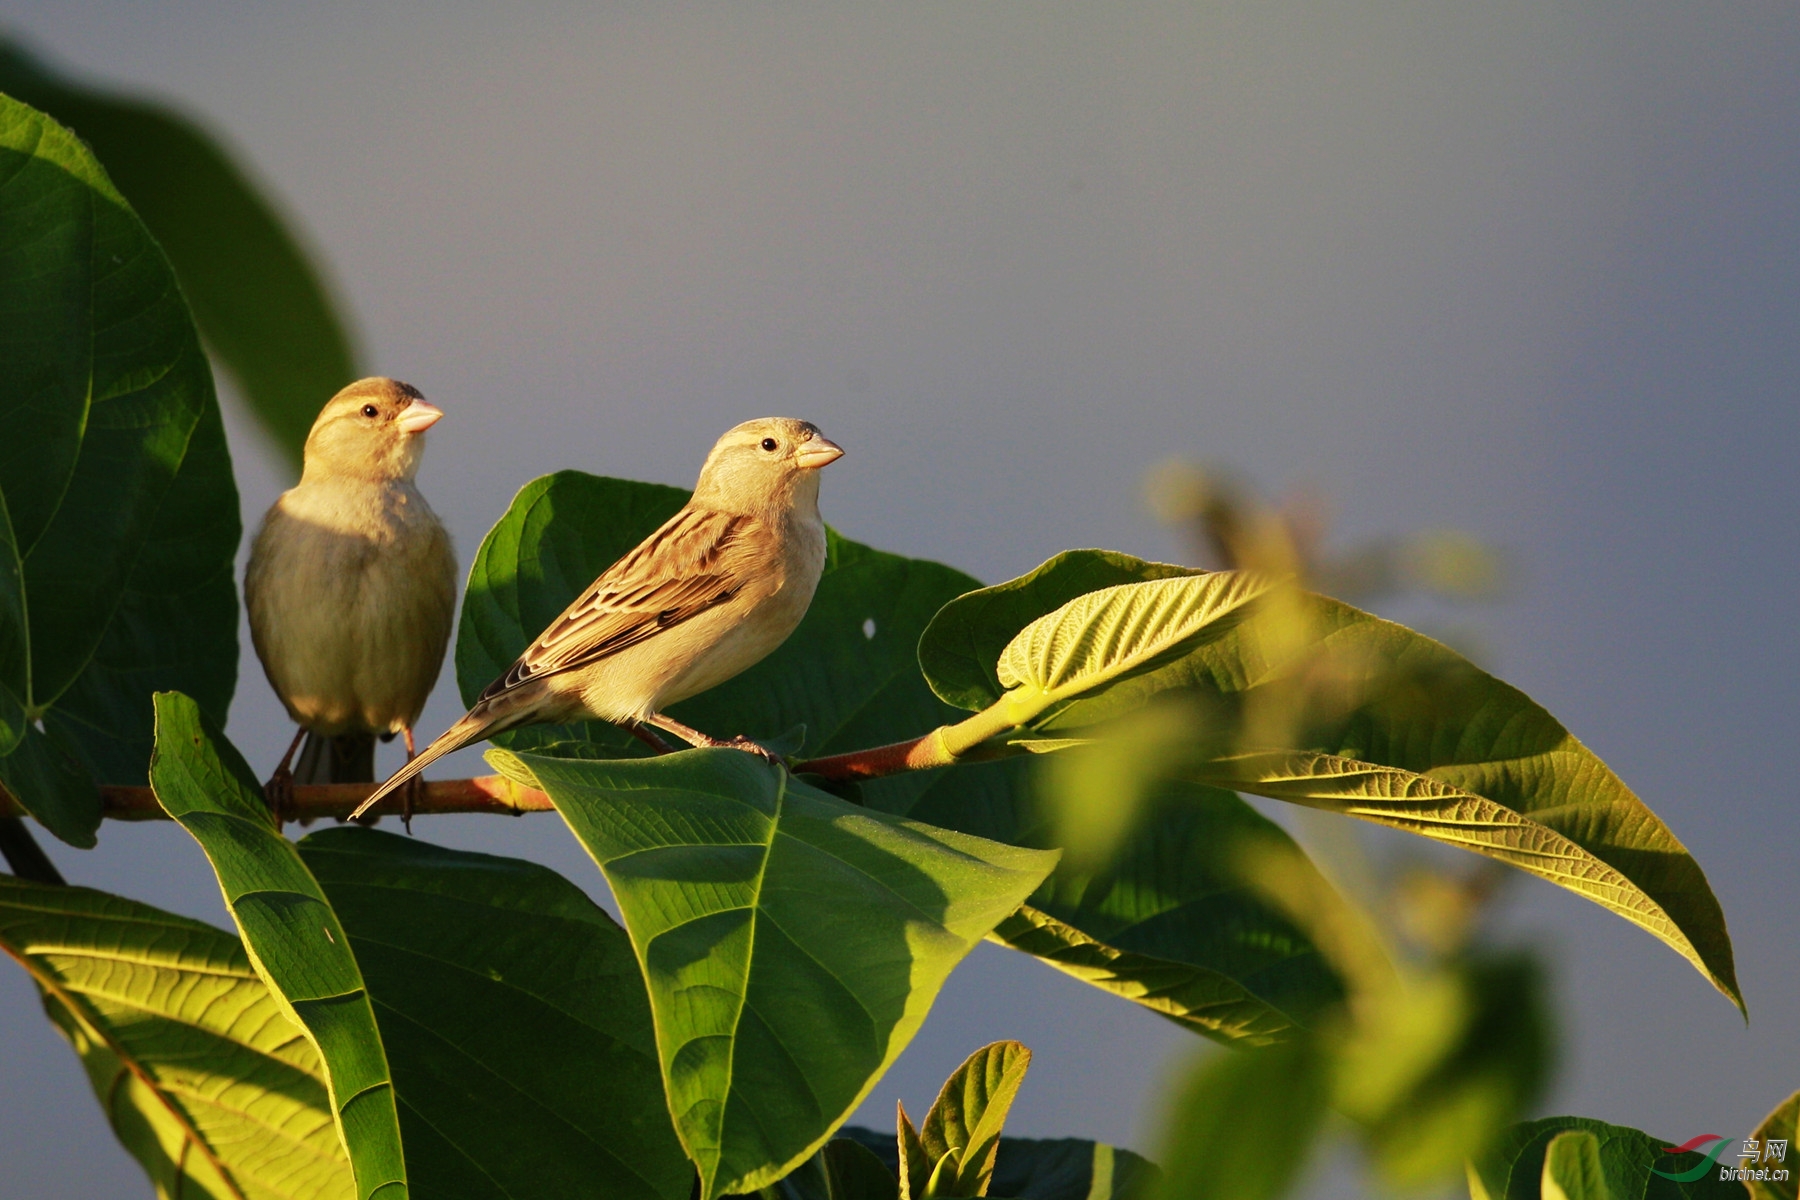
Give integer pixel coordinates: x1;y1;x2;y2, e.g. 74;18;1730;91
1541;1130;1609;1200
994;573;1274;715
0;875;353;1200
1747;1089;1798;1200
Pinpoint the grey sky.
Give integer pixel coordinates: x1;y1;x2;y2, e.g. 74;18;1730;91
1;4;1795;1196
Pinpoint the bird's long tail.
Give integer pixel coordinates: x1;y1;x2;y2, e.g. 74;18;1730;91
349;711;497;821
295;732;376;784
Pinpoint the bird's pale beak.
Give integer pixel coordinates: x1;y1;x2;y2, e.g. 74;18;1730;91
396;400;444;434
795;435;844;470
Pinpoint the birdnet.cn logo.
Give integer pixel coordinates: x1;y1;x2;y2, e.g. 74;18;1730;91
1653;1134;1789;1183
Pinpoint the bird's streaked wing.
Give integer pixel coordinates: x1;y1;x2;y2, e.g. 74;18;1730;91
477;506;753;704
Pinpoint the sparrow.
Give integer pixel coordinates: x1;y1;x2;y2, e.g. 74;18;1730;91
349;417;843;820
245;377;457;824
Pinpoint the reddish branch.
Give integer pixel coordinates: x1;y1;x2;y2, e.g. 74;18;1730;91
793;734;943;781
0;776;555;823
0;717;1004;823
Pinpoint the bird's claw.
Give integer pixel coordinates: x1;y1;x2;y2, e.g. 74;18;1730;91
399;773;425;835
262;769;295;827
723;735;783;764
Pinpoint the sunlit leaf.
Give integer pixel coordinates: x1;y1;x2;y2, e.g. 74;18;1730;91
151;692;406;1200
919;1041;1032;1197
1746;1090;1797;1200
918;551;1198;714
0;874;352;1200
0;94;239;844
0;38;360;468
509;748;1058;1200
993;573;1275;727
922;551;1739;1011
1193;750;1738;1012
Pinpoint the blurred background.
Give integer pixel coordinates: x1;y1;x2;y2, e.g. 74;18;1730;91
1;3;1795;1196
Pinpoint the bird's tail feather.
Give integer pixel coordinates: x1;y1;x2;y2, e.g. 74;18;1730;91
295;732;376;784
349;713;494;820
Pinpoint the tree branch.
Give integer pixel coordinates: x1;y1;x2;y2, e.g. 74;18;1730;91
0;776;555;823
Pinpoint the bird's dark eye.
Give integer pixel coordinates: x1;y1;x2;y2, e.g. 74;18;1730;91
360;404;380;419
761;437;779;452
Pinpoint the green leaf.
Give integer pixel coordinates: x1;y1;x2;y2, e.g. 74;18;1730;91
823;1139;902;1200
1542;1131;1610;1200
0;723;100;848
0;873;353;1200
1025;765;1345;1044
298;826;693;1200
924;551;1739;1011
834;1128;1159;1200
1746;1090;1797;1200
1153;1037;1331;1200
992;573;1275;728
0;486;25;756
457;472;976;801
512;748;1060;1200
1473;1117;1747;1200
0;38;360;469
1341;955;1552;1189
919;1041;1032;1197
918;550;1199;713
899;1103;934;1200
0;93;240;841
150;692;406;1200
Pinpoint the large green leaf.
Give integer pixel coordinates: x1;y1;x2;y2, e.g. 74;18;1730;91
0;38;360;469
456;471;975;798
1471;1118;1747;1200
919;551;1739;1010
509;747;1059;1200
0;94;239;844
0;874;352;1200
1188;751;1739;1010
298;827;693;1200
151;692;406;1200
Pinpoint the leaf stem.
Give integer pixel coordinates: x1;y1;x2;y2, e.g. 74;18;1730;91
796;701;1027;782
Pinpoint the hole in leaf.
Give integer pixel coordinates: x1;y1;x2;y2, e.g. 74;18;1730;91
862;618;877;640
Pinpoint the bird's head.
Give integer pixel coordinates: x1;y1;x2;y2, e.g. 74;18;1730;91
690;418;844;516
301;377;444;484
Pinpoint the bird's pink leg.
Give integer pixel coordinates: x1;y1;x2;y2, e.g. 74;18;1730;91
623;722;676;755
645;713;781;763
263;727;307;827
